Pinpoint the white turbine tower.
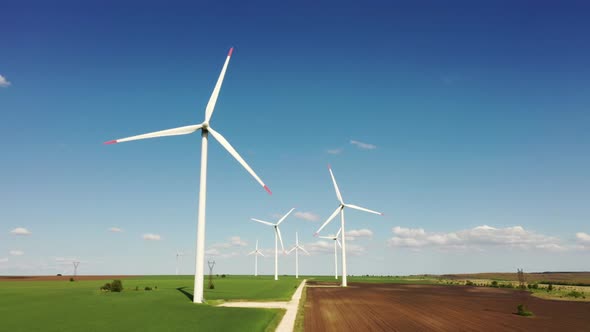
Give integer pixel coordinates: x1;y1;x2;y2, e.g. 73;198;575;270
105;48;271;303
251;208;294;280
287;232;309;279
318;227;342;279
175;251;185;276
315;166;382;287
247;239;265;277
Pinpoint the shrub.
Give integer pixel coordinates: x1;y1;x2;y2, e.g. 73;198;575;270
145;286;152;291
547;284;553;292
221;274;226;278
69;277;75;282
516;304;533;317
57;274;62;276
491;281;498;288
100;283;111;291
209;284;215;289
135;286;139;291
111;280;123;292
565;291;585;299
465;280;474;286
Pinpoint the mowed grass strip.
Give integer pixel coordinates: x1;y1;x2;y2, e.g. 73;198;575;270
0;275;300;332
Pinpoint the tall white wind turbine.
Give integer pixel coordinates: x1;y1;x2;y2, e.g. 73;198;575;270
105;48;271;303
287;232;309;279
251;208;294;280
247;239;265;277
315;166;382;287
318;227;342;279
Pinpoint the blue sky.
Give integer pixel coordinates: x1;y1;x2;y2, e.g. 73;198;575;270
1;0;589;276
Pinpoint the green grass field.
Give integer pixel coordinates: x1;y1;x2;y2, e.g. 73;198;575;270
0;275;301;332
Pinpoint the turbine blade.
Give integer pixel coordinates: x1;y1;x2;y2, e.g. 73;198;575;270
208;127;271;194
277;208;295;226
258;251;265;257
328;165;343;203
318;236;333;239
336;227;342;237
104;124;202;144
287;247;295;254
337;239;342;248
276;227;285;252
251;218;275;226
344;204;383;216
315;206;342;235
205;47;233;123
247;250;256;256
300;247;310;255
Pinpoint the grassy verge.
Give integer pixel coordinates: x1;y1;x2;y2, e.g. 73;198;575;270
293;284;307;332
265;308;286;332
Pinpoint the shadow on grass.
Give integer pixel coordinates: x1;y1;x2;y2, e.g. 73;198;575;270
176;287;193;302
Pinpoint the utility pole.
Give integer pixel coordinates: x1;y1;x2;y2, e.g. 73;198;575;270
207;260;216;289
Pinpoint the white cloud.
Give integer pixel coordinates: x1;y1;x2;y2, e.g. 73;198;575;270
0;75;10;87
10;227;31;236
576;232;590;243
306;240;365;256
9;250;24;256
108;227;123;233
229;236;248;247
205;248;239;258
0;258;8;263
142;233;161;241
294;211;320;222
346;229;373;239
388;225;563;251
350;140;376;150
327;148;343;155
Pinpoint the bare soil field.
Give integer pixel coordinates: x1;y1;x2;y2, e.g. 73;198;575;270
0;275;137;281
304;282;590;332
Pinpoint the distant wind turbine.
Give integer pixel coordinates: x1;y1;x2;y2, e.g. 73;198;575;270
105;48;271;303
318;227;342;279
315;166;382;287
251;208;294;280
175;251;185;276
287;232;309;279
247;239;265;277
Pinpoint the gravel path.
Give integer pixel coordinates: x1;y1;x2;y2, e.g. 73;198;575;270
219;279;306;332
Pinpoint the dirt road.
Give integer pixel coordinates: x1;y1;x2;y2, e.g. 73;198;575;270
304;282;590;332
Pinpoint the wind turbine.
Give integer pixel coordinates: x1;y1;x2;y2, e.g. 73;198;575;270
104;48;271;303
72;261;80;277
287;232;309;279
247;239;265;277
318;228;342;279
251;208;294;280
175;251;184;276
315;166;382;287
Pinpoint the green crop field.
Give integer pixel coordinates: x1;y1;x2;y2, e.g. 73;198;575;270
0;275;301;332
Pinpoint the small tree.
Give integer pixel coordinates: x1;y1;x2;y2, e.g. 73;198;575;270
517;268;526;289
110;279;123;292
547;283;553;291
517;304;533;317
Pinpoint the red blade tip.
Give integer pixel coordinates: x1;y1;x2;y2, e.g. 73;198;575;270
264;185;272;195
328;164;331;170
313;232;319;237
228;47;234;57
104;140;117;145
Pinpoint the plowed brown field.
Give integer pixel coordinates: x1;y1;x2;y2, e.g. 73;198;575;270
304;282;590;332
